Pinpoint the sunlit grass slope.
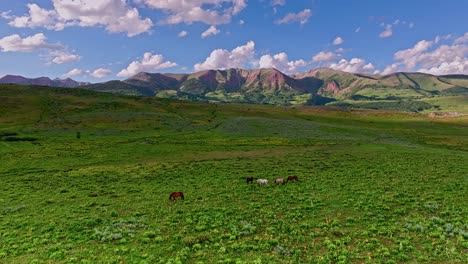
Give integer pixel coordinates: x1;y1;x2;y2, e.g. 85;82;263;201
0;84;467;263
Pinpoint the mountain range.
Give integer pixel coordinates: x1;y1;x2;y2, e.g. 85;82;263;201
0;75;89;88
2;68;467;111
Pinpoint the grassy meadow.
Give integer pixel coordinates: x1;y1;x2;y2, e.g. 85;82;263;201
0;84;467;263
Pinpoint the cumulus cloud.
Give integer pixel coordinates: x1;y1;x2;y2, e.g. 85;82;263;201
312;51;340;62
63;69;83;78
117;52;177;77
275;9;312;25
194;41;255;71
48;50;81;64
380;34;468;75
454;32;468;44
259;52;307;74
381;63;402;75
63;68;112;78
418;58;468;75
332;37;344;45
0;33;63;52
201;25;220;38
0;33;82;65
379;24;393;38
329;58;376;73
414;44;468;75
8;3;68;31
394;40;433;69
178;30;188;37
6;0;153;37
90;68;113;78
139;0;246;25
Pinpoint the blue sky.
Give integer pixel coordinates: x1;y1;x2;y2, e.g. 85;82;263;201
0;0;467;82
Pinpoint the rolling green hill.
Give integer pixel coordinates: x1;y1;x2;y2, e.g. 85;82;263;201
0;84;467;263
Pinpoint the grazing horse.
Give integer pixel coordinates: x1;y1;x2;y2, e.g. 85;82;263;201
257;179;268;185
275;178;285;184
169;192;184;201
287;175;298;182
246;177;254;184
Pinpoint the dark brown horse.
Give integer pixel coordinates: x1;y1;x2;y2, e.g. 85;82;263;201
287;175;298;182
246;177;254;184
169;192;184;201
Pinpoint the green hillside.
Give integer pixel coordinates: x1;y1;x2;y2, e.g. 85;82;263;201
0;84;467;263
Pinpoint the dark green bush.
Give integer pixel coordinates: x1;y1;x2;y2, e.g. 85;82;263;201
2;136;38;142
0;132;18;138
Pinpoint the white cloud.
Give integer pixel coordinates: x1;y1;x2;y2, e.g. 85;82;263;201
335;48;345;53
394;40;433;69
312;51;340;62
140;0;246;25
63;67;112;78
8;3;68;31
259;52;307;74
49;50;81;64
0;33;81;65
201;25;220;38
275;9;312;25
194;41;255;71
63;68;83;78
454;32;468;44
409;22;414;29
418;57;468;75
332;37;344;45
355;27;361;33
271;0;286;6
381;63;403;75
6;0;153;37
381;34;468;75
1;11;13;20
379;24;393;38
329;58;375;74
90;68;112;78
178;30;188;37
117;52;177;77
414;44;468;74
0;33;63;52
239;19;245;25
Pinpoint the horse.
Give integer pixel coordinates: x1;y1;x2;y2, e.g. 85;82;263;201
169;192;184;201
275;178;285;184
287;175;298;182
246;176;254;184
257;179;268;185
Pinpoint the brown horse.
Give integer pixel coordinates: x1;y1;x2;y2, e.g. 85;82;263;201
246;176;254;184
287;175;298;182
275;178;285;184
169;192;184;201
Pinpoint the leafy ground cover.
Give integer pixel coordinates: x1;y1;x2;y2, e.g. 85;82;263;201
0;85;467;263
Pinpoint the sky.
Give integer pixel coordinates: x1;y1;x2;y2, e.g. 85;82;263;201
0;0;467;82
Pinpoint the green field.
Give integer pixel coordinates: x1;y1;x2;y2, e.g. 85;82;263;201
0;85;467;263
